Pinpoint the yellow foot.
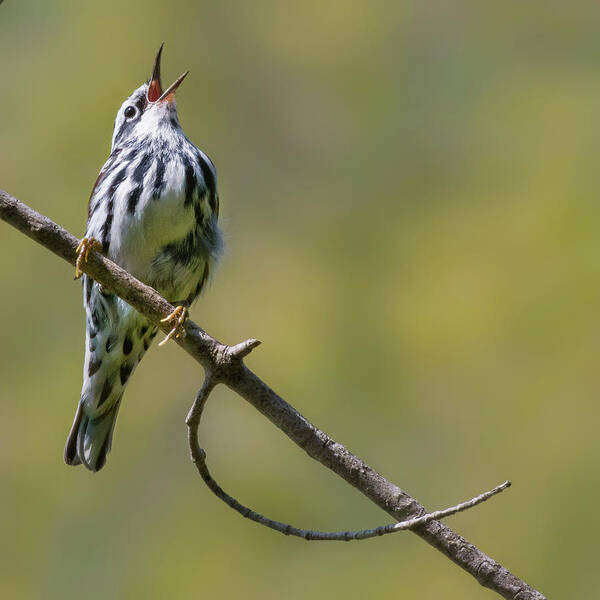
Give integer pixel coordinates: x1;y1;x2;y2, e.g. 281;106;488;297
75;237;102;279
158;306;188;347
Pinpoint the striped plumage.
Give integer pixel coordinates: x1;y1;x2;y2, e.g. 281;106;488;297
64;46;222;472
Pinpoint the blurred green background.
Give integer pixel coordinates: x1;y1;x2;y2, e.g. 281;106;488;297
1;1;598;598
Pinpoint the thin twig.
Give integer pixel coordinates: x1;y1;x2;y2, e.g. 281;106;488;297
0;190;547;600
187;375;511;541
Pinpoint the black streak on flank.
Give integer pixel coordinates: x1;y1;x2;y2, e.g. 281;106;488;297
193;201;204;225
209;192;219;215
127;186;142;214
197;151;216;198
127;153;152;214
153;159;166;200
183;159;197;207
195;151;219;217
133;153;151;185
159;229;197;267
187;262;210;306
120;362;134;386
100;211;113;253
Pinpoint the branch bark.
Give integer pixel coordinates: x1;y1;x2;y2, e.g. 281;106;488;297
187;371;511;542
0;189;547;600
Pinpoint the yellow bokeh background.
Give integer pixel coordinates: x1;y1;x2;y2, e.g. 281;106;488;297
2;2;599;598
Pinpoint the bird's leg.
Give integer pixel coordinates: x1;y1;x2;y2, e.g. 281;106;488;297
158;305;188;347
75;237;102;279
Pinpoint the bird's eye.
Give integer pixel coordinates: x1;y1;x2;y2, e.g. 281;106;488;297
124;106;137;119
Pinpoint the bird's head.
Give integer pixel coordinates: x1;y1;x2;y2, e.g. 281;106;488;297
111;44;188;151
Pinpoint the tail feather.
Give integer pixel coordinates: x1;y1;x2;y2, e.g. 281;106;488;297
64;404;83;466
79;397;122;471
64;386;123;472
64;396;123;472
65;281;158;472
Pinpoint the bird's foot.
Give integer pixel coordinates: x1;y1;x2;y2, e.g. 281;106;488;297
158;306;188;347
75;237;102;279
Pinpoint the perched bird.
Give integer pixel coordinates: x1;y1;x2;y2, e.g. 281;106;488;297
64;44;222;472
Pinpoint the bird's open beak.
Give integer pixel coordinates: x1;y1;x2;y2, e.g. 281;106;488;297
157;71;189;103
147;43;188;104
147;43;164;102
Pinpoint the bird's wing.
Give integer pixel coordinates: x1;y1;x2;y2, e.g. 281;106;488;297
86;147;125;221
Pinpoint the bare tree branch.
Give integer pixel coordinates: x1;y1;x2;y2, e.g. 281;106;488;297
187;372;511;541
0;189;547;600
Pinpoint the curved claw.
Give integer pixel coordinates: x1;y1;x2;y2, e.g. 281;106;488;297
75;237;102;279
159;306;188;346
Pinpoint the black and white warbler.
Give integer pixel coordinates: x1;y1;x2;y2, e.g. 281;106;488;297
65;44;222;471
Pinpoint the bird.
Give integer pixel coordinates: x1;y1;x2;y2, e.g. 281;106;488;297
64;44;223;472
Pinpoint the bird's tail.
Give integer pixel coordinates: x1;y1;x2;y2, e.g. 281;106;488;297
65;281;159;472
64;394;123;472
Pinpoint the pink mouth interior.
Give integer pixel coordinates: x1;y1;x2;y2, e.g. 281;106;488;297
147;78;162;103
